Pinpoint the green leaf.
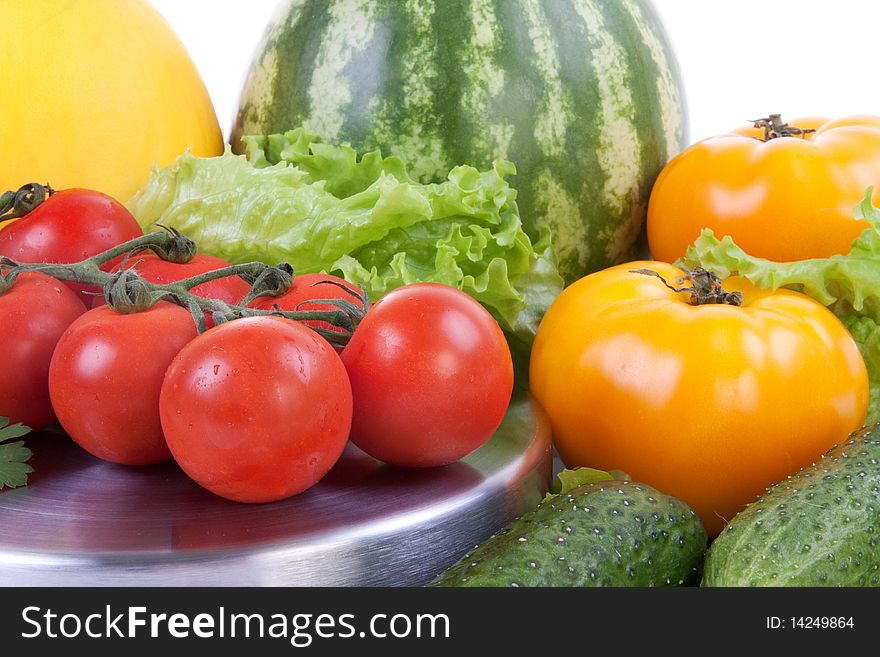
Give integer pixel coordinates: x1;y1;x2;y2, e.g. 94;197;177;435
0;416;33;490
128;129;564;371
543;467;616;502
841;316;880;424
681;187;880;422
244;128;413;198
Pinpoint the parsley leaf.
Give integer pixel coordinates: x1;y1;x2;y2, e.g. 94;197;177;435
0;416;33;490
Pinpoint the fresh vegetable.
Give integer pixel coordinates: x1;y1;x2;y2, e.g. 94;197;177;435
127;129;563;353
431;468;707;587
3;229;361;351
94;252;251;309
248;272;363;349
159;316;353;503
0;188;145;305
0;272;87;430
48;303;199;465
703;424;880;587
0;417;33;491
341;283;513;468
231;0;686;284
648;114;880;263
0;0;222;202
529;261;868;536
682;190;880;423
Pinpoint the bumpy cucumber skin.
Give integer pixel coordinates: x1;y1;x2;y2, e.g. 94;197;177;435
703;426;880;587
431;481;707;587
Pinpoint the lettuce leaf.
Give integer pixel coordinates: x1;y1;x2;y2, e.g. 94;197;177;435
681;189;880;422
127;129;563;361
244;130;412;198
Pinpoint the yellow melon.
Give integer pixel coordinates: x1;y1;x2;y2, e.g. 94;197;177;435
0;0;223;203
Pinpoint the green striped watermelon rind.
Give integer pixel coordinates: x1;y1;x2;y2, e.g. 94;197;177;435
232;0;687;284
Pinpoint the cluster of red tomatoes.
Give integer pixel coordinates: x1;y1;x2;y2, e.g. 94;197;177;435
0;189;514;502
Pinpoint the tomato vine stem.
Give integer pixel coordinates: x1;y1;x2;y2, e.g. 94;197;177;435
0;231;366;347
630;267;743;306
749;114;816;141
0;183;54;222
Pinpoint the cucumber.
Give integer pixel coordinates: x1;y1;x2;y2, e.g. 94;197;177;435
703;424;880;587
431;478;707;587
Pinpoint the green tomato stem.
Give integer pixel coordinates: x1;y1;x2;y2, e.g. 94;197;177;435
172;262;265;291
87;231;182;268
2;231;362;347
0;183;54;223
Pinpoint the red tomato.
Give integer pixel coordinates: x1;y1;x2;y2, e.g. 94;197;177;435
0;189;144;305
248;273;363;350
48;302;198;465
159;316;353;503
340;283;513;468
0;272;86;429
93;252;250;309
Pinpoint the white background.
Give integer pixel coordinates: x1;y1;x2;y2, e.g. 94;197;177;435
150;0;880;146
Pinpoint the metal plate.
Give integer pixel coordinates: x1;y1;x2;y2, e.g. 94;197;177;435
0;394;551;586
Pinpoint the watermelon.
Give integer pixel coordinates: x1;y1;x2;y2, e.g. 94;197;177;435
232;0;686;284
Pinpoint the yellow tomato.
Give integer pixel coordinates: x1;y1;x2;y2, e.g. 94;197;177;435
0;0;222;203
647;115;880;263
530;262;868;536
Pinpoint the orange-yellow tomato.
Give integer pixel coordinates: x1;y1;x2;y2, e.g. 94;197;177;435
647;115;880;263
529;262;868;536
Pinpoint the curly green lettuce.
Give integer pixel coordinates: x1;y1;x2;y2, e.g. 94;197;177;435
127;128;563;360
681;189;880;421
